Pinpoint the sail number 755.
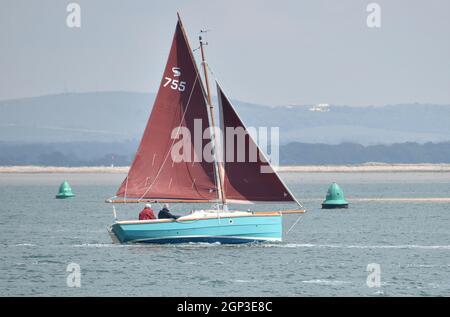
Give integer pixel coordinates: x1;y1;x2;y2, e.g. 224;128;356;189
163;77;186;92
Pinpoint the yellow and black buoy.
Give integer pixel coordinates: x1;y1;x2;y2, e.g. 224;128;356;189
56;180;75;199
322;182;348;209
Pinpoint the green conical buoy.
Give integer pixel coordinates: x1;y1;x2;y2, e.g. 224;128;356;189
322;182;348;209
56;180;75;199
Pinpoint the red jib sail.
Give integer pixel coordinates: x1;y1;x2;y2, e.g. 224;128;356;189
217;83;295;203
116;20;217;201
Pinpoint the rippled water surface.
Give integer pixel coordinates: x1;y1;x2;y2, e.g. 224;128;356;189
0;172;449;296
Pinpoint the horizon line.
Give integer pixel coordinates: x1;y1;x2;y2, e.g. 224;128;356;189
1;90;449;108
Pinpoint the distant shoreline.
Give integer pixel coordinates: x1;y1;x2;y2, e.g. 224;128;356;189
278;163;450;173
1;163;450;173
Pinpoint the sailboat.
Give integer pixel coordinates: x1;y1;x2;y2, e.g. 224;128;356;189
106;14;305;244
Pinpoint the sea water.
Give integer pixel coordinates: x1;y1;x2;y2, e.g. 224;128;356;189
0;172;449;296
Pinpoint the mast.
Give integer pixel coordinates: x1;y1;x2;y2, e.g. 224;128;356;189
199;31;226;206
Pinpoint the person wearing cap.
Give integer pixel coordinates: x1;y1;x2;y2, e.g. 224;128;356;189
158;203;180;220
139;203;156;220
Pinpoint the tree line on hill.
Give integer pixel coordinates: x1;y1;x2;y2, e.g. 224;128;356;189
1;141;450;166
279;142;450;165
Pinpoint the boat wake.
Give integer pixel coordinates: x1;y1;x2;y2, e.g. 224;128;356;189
263;243;450;250
232;279;258;283
72;242;224;248
302;279;352;285
69;242;450;250
72;243;130;248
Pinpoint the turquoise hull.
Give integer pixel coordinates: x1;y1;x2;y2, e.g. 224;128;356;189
110;214;282;244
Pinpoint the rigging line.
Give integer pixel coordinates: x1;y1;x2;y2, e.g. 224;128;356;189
206;63;216;78
124;175;129;204
137;72;200;201
286;215;303;235
112;204;117;220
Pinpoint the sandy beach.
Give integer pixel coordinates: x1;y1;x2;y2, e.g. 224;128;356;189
278;163;450;173
1;163;450;173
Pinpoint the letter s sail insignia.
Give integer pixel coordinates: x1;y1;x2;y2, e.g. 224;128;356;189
172;67;181;77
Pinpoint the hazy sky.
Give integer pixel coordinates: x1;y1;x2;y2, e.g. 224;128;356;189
1;0;449;106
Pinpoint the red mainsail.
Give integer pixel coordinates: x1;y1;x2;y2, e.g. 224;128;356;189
116;20;218;201
217;83;296;203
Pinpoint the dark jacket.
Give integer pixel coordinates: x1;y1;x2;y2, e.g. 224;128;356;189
158;208;180;220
